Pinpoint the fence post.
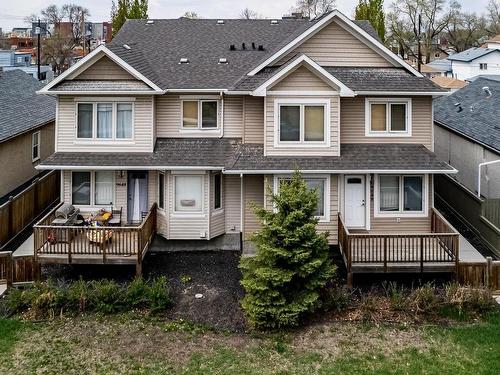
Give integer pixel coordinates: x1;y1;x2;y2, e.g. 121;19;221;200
486;257;493;289
7;196;14;241
6;252;13;288
33;177;40;216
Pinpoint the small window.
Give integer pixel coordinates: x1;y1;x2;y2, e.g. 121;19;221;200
367;99;411;135
72;172;91;205
174;175;203;212
77;103;93;138
378;175;424;214
480;63;488;70
32;131;40;161
117;103;133;138
278;103;327;144
182;100;219;129
158;173;165;210
347;177;362;184
97;103;112;138
214;173;222;209
94;171;113;205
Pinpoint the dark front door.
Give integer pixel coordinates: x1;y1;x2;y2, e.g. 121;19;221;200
127;171;148;223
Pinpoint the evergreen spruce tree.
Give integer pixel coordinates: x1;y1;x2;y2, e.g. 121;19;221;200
240;171;336;329
111;0;148;38
354;0;386;42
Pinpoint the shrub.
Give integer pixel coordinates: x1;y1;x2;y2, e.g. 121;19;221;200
444;283;496;316
126;277;150;308
146;276;170;313
91;280;124;314
240;171;336;329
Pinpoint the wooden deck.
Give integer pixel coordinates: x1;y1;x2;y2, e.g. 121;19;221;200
33;203;157;275
338;208;460;286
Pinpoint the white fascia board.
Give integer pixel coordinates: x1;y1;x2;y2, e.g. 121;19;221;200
36;165;225;171
166;89;228;93
38;45;164;94
223;168;458;175
247;10;423;78
356;91;450;96
252;54;355;97
43;91;162;95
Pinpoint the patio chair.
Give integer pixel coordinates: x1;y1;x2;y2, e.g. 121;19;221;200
108;207;122;226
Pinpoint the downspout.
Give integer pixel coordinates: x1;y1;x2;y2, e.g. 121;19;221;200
240;173;244;252
478;159;500;198
219;91;224;138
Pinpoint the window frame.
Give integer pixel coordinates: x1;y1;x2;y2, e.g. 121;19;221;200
75;101;134;141
32;131;40;162
374;174;427;218
365;98;412;137
172;173;205;215
274;98;330;147
70;170;115;207
480;63;488;70
180;99;220;130
273;174;330;222
158;172;166;211
213;173;223;210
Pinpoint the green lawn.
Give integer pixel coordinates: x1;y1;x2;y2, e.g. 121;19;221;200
0;312;499;374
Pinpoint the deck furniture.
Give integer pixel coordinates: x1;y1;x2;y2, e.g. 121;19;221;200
108;207;122;226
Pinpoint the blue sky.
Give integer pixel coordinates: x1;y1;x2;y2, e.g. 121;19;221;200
0;0;492;32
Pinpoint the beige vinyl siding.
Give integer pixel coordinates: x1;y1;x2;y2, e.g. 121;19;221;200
63;171;71;203
277;20;393;67
168;172;209;239
223;96;243;138
340;96;433;149
56;96;154;152
225;174;241;233
210;172;225;238
271;66;334;91
243;175;264;240
115;171;127;224
76;55;135;80
265;95;340;156
243;96;264;144
369;175;433;233
317;174;339;245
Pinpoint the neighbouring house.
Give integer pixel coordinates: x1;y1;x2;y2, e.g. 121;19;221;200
430;76;467;92
448;47;500;80
423;58;453;78
0;50;54;82
35;10;460;282
434;77;500;255
481;34;500;50
0;69;55;199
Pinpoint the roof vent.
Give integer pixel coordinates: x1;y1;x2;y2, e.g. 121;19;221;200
258;45;264;51
218;58;228;64
123;44;131;50
146;20;154;24
229;44;235;51
179;57;189;64
270;19;279;25
242;43;246;50
217;19;224;25
252;42;256;50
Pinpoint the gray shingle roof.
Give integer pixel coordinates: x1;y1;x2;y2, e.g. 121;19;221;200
447;47;500;62
39;138;454;172
426;58;452;72
53;80;153;92
0;70;55;142
434;77;500;152
106;17;386;90
233;66;446;92
228;143;454;171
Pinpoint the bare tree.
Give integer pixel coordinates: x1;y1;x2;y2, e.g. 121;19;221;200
240;8;261;19
41;4;67;26
42;32;74;75
293;0;336;19
445;1;488;53
183;11;199;19
487;0;500;34
62;4;90;47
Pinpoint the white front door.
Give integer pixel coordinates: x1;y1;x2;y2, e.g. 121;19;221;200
345;175;366;228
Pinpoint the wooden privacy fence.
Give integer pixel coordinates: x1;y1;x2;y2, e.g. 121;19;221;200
482;199;500;230
0;251;38;287
458;258;500;290
0;171;60;249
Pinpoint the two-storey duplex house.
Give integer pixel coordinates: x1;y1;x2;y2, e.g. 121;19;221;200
35;10;459;282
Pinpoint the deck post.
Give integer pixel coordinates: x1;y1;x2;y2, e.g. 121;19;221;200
67;228;72;264
346;236;353;289
383;237;387;273
486;257;493;289
420;236;424;273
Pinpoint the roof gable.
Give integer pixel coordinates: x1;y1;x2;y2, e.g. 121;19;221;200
447;47;500;62
270;65;336;91
72;55;135;80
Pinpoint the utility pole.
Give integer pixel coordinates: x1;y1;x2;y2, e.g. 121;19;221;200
36;19;41;80
417;13;422;73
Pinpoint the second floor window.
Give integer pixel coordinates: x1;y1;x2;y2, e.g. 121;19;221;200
32;131;40;162
182;100;218;129
277;100;328;145
77;102;133;140
366;99;411;136
480;63;488;70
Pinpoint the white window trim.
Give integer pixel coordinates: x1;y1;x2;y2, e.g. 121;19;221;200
365;98;412;137
180;99;220;131
374;174;428;218
158;172;166;212
32;131;40;162
213;172;223;212
75;101;135;141
70;170;115;208
274;98;330;148
172;173;205;216
273;174;330;222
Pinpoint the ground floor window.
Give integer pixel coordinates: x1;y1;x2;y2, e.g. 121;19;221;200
71;171;114;206
214;173;222;210
158;173;165;210
174;175;204;212
377;175;425;215
274;175;329;221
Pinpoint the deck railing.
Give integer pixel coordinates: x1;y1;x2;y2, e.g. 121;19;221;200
338;208;460;282
33;203;157;274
